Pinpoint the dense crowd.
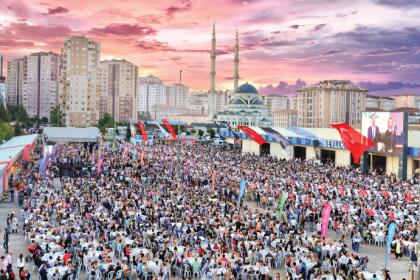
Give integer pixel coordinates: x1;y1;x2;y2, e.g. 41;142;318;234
13;139;420;280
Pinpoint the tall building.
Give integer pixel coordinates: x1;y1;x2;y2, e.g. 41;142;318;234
365;94;395;111
263;94;290;111
390;93;420;109
59;34;101;127
296;80;367;128
0;54;3;76
21;51;60;119
0;76;5;106
150;104;186;121
270;109;298;127
166;83;189;108
97;59;138;123
6;58;23;106
138;75;166;114
186;90;230;115
290;95;298;110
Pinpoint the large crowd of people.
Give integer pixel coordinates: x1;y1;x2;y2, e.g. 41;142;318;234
12;139;420;280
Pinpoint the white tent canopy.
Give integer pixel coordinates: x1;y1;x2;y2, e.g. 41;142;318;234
44;127;100;142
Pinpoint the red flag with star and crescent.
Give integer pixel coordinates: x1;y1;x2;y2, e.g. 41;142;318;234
237;125;266;145
329;122;375;164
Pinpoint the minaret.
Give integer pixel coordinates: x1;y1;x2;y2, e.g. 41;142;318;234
207;22;216;123
234;29;239;92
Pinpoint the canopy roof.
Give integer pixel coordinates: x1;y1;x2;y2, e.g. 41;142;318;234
0;134;37;149
44;127;100;142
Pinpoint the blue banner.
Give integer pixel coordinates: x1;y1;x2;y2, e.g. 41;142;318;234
386;222;396;265
133;150;137;161
38;159;44;175
283;127;324;146
238;180;246;204
107;141;110;151
119;144;122;153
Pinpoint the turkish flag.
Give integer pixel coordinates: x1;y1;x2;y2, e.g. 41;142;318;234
360;190;368;197
388;212;395;221
237;126;266;145
406;193;413;201
382;191;389;198
342;205;349;212
367;209;375;216
339;188;344;196
330;122;375;164
162;119;178;140
137;121;149;142
290;192;294;201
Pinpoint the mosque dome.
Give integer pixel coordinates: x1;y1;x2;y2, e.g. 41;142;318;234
232;98;246;104
251;98;263;105
235;83;258;94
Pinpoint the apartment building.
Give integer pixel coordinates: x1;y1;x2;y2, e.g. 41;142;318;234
6;58;23;106
150;104;186;121
390;93;420;109
21;51;60;119
97;59;139;123
166;83;189;108
263;94;290;111
0;77;5;106
186;90;230;115
290;95;298;110
0;54;3;76
270;109;298;127
138;75;166;113
59;34;101;127
365;94;395;111
296;80;367;128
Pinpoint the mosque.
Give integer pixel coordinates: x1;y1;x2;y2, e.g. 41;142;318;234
207;24;273;127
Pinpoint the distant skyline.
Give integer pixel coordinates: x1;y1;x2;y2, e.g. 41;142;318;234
1;0;420;96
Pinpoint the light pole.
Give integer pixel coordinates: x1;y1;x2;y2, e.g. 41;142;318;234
113;81;118;152
176;71;182;180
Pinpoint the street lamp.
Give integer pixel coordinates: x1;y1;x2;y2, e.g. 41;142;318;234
176;71;182;180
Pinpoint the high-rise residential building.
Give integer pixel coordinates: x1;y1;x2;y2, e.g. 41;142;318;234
138;75;166;114
263;94;290;111
390;93;420;109
290;95;298;110
166;83;189;108
365;94;395;111
270;109;298;127
21;51;60;119
186;90;230;115
6;58;23;106
0;76;5;106
150;104;186;121
97;59;139;123
59;34;101;127
0;54;3;76
296;80;367;128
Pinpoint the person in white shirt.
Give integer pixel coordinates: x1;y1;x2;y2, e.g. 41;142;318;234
17;253;25;273
339;252;348;274
316;222;322;235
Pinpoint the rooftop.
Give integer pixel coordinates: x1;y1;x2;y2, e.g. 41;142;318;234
390;107;420;116
366;94;394;100
270;109;298;114
364;107;387;112
390;93;419;97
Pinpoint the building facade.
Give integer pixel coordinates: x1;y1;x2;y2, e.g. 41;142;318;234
166;83;189;108
0;77;5;106
365;94;395;111
296;80;367;128
150;104;186;121
59;34;101;127
0;54;3;77
97;59;138;123
6;58;23;106
138;75;166;113
21;51;61;119
214;83;273;126
263;94;290;111
270;109;298;127
390;93;420;109
290;95;298;110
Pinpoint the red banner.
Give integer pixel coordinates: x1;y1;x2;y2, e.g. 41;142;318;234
388;212;394;221
212;172;216;192
360;189;368;197
137;121;149;142
162;119;177;140
329;122;375;164
382;191;390;198
342;205;349;212
339;188;344;196
367;209;375;216
406;193;413;201
321;204;331;238
237;125;266;145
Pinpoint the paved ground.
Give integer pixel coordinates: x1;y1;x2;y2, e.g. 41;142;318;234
0;178;412;280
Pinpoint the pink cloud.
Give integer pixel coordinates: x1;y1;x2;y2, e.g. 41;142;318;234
239;30;260;35
41;6;68;16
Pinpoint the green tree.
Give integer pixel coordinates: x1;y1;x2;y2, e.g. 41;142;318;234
145;111;152;121
41;117;49;123
14;119;22;136
190;128;196;134
0;103;6;120
97;113;115;134
50;106;61;127
4;110;12;122
0;121;14;143
125;125;132;142
198;129;204;137
7;105;19;121
116;128;120;135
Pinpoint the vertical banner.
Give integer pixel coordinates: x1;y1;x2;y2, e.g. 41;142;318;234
119;144;122;153
170;160;174;177
237;180;246;204
38;159;44;175
133;150;137;161
43;160;49;176
321;204;332;238
162;119;178;140
141;152;144;165
212;172;216;192
278;192;286;222
137;121;149;142
385;222;396;265
147;153;151;165
184;165;190;185
112;140;115;152
106;141;110;151
160;157;163;168
154;121;171;138
97;158;103;177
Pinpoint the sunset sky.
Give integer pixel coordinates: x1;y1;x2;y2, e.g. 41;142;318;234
1;0;420;96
